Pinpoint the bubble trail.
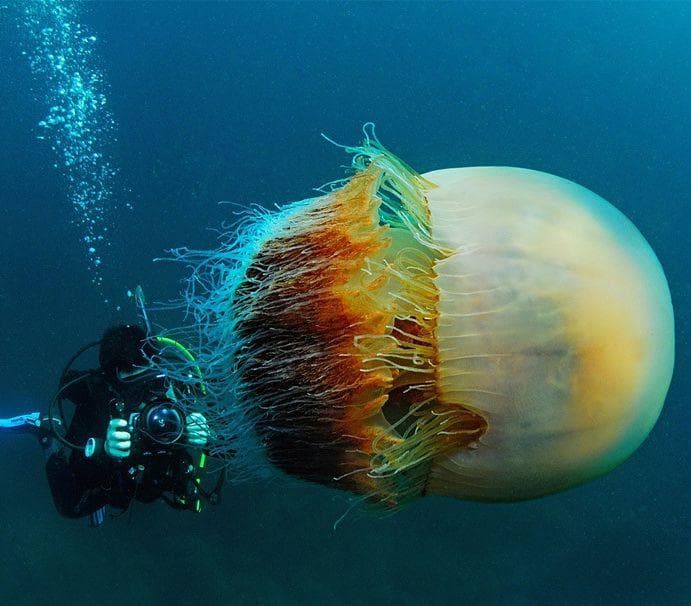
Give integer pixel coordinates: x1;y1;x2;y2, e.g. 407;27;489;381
20;0;121;288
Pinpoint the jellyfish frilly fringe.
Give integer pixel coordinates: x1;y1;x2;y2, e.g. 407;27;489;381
160;126;487;509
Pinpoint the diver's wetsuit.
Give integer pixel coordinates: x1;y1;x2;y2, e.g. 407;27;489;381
45;369;196;519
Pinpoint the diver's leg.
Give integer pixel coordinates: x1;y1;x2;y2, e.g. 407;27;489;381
0;412;97;518
44;449;84;518
39;422;61;461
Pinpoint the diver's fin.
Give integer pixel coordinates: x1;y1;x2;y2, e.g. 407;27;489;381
0;412;41;431
0;413;62;435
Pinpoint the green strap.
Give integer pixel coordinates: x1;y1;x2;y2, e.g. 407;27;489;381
155;335;209;513
154;336;207;395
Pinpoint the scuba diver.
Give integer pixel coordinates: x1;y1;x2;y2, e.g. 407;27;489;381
0;323;224;527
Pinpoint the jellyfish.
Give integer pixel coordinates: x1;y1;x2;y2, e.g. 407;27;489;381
161;127;674;508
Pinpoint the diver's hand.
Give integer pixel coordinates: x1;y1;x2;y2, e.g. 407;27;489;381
185;412;209;448
104;418;131;459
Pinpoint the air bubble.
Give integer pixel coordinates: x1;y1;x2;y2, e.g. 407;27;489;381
20;0;124;296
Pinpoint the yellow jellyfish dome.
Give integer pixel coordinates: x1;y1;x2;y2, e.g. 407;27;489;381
166;131;674;508
423;167;675;500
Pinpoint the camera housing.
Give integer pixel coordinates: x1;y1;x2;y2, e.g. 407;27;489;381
128;402;186;449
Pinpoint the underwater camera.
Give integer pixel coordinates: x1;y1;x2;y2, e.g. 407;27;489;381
128;402;186;448
84;401;187;459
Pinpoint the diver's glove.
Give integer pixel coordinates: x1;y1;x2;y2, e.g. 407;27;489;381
104;418;131;459
184;412;210;448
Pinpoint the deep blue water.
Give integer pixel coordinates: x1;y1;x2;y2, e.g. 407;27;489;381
0;2;689;605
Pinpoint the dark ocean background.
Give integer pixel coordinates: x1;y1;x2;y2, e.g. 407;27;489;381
0;2;689;605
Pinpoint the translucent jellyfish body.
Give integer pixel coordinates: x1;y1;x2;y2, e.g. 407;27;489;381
423;166;674;501
168;134;674;507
